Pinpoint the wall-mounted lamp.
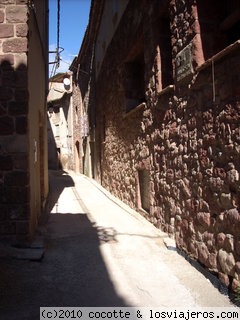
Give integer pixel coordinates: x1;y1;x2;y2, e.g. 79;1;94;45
63;77;71;91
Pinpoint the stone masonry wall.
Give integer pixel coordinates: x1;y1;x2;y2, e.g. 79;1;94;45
0;0;29;237
71;48;93;175
151;52;240;292
95;0;240;293
71;79;83;173
167;0;240;292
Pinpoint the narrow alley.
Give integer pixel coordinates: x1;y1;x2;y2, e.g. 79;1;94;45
0;1;239;319
0;170;234;320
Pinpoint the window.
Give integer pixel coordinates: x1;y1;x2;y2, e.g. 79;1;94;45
158;16;173;89
124;49;145;113
112;0;118;26
198;0;240;60
220;1;240;46
55;124;60;137
54;106;60;113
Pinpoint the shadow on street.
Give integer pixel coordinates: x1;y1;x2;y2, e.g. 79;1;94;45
0;171;130;320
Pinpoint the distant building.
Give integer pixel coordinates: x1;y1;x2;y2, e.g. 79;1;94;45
0;0;49;244
47;72;73;171
72;0;240;292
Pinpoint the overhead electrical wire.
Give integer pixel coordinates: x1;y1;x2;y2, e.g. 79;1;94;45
56;0;60;68
49;0;63;79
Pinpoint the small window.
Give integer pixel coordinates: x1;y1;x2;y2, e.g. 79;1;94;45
112;0;118;26
124;52;145;113
158;17;173;89
54;106;60;113
198;0;240;60
138;169;150;213
220;2;240;46
55;124;60;137
75;106;78;122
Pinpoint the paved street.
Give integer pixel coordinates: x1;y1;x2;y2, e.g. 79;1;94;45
0;170;235;319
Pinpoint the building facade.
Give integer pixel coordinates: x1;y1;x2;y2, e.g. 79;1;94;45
72;0;240;292
47;72;73;171
0;0;49;244
69;0;103;178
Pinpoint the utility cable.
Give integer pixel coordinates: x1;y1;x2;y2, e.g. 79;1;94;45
56;0;60;68
49;0;61;79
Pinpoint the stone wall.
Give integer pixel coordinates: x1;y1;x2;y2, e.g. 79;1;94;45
71;55;91;176
0;0;48;242
71;80;83;173
167;0;240;292
0;0;29;237
94;0;240;292
152;50;240;292
71;44;97;178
